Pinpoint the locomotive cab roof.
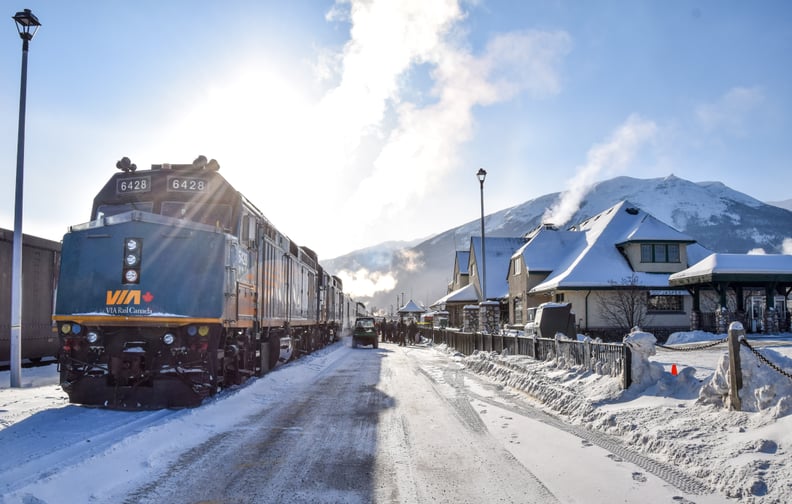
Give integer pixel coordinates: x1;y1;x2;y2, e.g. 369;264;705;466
91;156;242;233
89;156;292;252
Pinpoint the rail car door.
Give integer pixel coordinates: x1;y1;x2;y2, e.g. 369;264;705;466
235;213;258;325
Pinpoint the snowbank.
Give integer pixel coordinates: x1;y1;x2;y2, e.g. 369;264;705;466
699;346;792;417
446;330;792;502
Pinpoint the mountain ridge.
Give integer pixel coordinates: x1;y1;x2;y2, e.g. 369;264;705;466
324;175;792;314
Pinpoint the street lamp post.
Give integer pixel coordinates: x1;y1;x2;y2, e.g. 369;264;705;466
476;168;487;301
9;9;41;387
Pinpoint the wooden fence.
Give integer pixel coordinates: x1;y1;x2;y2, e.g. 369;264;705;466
418;327;631;389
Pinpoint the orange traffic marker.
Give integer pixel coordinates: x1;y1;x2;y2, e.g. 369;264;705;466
671;364;678;376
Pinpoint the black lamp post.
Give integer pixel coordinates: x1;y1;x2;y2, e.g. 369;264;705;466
476;168;487;301
9;8;41;387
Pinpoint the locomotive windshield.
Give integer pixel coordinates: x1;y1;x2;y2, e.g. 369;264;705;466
161;201;233;230
96;201;154;219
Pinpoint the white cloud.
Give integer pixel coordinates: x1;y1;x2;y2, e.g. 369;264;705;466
344;26;571;230
695;86;764;134
336;267;398;297
394;248;425;272
783;238;792;255
134;0;572;258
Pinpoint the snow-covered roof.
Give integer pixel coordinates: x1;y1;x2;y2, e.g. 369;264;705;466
398;299;426;313
669;253;792;285
430;283;478;309
470;236;526;299
513;225;584;272
530;200;711;292
685;243;713;266
455;250;470;275
616;211;696;244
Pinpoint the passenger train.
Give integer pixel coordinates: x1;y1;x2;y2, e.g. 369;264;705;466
55;156;356;409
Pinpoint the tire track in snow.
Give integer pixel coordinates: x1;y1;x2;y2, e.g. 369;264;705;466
450;367;713;496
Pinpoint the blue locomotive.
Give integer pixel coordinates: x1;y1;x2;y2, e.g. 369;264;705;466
54;156;347;409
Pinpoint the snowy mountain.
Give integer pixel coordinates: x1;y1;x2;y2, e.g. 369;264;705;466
769;199;792;212
325;175;792;314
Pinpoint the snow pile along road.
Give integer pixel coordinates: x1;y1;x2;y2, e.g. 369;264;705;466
3;330;792;503
453;331;792;503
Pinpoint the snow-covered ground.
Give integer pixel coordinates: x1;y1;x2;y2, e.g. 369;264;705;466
2;329;792;503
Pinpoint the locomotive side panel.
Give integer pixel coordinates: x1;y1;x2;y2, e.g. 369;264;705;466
259;234;289;324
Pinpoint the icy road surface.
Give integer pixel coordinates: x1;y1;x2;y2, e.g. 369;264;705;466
1;339;723;503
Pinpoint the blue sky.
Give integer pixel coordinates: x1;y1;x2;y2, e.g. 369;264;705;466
2;1;790;259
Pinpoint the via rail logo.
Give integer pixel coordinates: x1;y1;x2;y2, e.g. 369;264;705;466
105;289;154;315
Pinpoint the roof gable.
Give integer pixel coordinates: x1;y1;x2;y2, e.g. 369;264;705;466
514;225;585;272
616;209;695;244
455;250;470;275
530;200;705;292
431;283;478;308
398;299;426;313
471;236;526;299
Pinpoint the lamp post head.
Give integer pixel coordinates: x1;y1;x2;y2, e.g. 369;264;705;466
476;168;487;184
13;9;41;41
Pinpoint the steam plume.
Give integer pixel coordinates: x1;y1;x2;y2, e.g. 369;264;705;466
542;115;657;227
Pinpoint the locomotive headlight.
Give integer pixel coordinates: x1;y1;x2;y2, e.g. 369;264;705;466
198;325;210;337
86;331;99;344
71;323;82;335
187;325;198;336
162;333;175;345
61;323;71;335
124;269;139;283
122;237;143;285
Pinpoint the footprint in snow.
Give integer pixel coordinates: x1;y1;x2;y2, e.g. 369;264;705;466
631;472;647;483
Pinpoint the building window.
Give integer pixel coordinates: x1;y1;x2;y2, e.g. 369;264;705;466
513;297;523;324
648;294;683;312
641;243;680;263
555;293;565;303
668;245;680;263
514;258;521;275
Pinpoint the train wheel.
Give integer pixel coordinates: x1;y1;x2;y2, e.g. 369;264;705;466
223;358;240;386
268;332;280;370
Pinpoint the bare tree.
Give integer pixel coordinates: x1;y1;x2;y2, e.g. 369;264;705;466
595;274;653;334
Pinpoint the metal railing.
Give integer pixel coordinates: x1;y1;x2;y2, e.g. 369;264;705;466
420;327;631;388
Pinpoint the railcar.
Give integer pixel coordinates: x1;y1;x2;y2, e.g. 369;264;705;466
55;156;338;408
0;229;61;364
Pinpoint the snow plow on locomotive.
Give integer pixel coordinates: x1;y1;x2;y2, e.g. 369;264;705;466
54;157;345;409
